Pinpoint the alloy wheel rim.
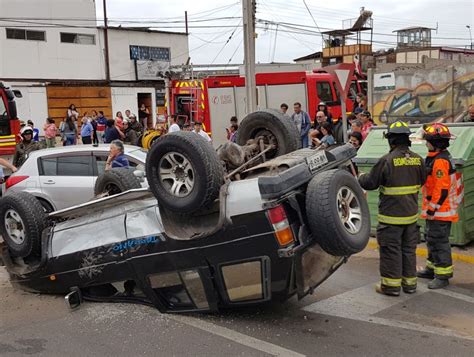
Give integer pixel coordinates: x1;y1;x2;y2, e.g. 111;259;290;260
159;152;195;197
336;186;362;234
4;209;26;245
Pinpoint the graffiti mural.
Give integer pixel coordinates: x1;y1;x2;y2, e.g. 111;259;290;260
372;72;474;125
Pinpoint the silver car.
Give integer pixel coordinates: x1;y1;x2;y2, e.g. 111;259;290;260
3;145;147;212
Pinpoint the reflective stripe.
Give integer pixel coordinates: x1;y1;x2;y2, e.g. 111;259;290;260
402;277;417;286
428;202;440;209
421;210;457;218
380;185;421;195
381;277;402;287
426;260;435;269
434;265;453;276
378;213;419;225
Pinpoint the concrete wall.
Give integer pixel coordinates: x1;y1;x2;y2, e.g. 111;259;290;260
369;58;474;125
0;0;104;80
106;28;189;81
111;87;157;126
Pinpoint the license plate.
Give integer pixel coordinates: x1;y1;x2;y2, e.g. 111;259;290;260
306;151;328;173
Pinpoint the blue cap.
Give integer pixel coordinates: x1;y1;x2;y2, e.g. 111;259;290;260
354;107;364;114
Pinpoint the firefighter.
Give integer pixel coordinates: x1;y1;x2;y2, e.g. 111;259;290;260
13;126;42;168
359;121;425;296
417;123;458;289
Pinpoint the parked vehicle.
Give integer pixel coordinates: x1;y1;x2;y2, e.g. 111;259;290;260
0;110;370;314
170;67;366;146
0;83;22;167
3;144;147;212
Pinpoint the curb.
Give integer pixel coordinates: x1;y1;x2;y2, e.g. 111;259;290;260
366;239;474;265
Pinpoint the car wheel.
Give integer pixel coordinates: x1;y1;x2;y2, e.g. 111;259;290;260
236;109;301;159
94;168;142;197
305;169;370;256
0;192;48;258
146;131;224;214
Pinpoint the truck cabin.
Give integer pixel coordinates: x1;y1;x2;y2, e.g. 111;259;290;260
0;83;22;138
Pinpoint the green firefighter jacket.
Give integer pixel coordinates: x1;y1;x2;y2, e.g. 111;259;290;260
13;141;42;168
358;145;426;225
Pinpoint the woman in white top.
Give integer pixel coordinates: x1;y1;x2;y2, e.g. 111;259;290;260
67;104;79;120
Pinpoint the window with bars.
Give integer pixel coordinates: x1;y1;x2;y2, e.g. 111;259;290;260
6;28;46;41
130;45;170;61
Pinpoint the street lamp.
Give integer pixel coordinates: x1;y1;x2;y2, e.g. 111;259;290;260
467;25;473;50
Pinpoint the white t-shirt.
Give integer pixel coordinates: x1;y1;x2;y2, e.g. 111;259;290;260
169;123;180;133
193;129;211;142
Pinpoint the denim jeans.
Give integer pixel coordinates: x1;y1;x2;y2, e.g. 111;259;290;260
65;133;76;146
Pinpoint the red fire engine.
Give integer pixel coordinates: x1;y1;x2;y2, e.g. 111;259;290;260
0;83;22;159
169;70;366;146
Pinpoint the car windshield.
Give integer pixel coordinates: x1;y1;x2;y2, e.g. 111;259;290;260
127;148;147;163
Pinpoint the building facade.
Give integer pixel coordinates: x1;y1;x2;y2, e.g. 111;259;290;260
0;0;189;131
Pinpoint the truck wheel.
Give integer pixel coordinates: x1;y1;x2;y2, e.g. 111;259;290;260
146;131;224;214
236;109;301;158
0;192;48;258
94;168;142;197
306;169;370;256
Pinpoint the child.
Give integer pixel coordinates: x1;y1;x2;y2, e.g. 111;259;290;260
44;117;58;148
311;122;335;148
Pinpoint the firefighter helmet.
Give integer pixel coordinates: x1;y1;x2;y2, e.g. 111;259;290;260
20;126;34;137
423;123;452;141
386;120;411;136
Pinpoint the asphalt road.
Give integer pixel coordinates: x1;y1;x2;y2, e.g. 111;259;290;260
1;247;473;356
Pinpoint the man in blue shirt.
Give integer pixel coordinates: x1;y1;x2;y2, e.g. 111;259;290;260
80;117;93;144
105;140;129;170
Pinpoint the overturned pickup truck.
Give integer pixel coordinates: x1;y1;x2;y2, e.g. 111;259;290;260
0;110;370;313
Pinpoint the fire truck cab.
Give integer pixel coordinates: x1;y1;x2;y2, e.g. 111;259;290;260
0;83;22;158
170;71;366;147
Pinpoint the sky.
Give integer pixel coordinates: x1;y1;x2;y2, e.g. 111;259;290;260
95;0;474;65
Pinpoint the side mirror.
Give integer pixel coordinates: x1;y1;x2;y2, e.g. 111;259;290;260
13;90;22;98
65;287;82;310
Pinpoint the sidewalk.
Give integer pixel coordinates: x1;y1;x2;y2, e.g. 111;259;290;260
366;237;474;265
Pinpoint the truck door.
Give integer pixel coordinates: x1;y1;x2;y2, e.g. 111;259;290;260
0;91;10;136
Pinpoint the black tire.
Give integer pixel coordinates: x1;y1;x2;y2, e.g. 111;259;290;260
146;131;224;214
94;168;142;196
0;192;48;258
306;169;370;256
236;109;301;159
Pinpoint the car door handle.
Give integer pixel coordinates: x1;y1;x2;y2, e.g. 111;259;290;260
43;180;56;184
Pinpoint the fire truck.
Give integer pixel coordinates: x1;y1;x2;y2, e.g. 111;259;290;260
170;70;366;146
0;82;22;161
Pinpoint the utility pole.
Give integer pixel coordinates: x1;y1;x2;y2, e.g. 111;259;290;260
242;0;257;113
185;11;189;35
103;0;111;81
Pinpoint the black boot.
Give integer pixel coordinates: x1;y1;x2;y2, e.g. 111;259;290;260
402;286;417;294
428;278;449;289
416;267;434;279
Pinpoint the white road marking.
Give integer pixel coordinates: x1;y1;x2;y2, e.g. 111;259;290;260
303;282;474;342
170;314;306;357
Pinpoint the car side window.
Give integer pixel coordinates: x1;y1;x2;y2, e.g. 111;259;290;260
94;154;140;177
57;156;93;176
316;81;334;104
40;157;57;176
95;155;108;176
